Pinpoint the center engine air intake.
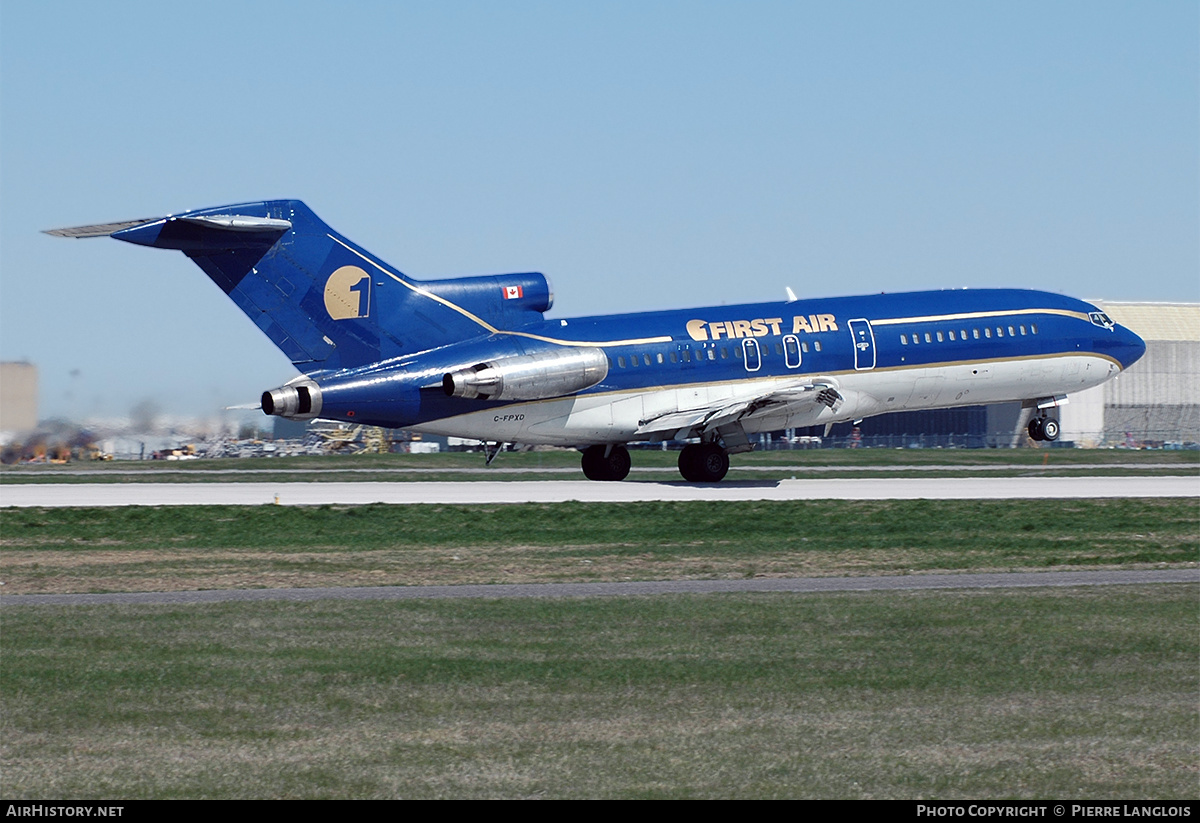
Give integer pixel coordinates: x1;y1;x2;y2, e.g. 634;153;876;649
443;347;608;401
261;378;323;420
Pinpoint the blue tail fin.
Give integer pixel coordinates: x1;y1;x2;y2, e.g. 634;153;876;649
48;200;553;372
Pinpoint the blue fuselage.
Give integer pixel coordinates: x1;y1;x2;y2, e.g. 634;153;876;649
310;287;1145;432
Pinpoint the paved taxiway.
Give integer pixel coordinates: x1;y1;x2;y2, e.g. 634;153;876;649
6;462;1187;477
3;569;1195;607
1;475;1196;506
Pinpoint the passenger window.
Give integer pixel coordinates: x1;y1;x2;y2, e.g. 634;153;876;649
984;328;992;338
801;342;809;353
996;327;1003;338
1008;326;1015;336
813;340;822;352
707;348;715;361
973;329;980;339
670;351;678;363
1032;324;1038;334
628;354;637;367
936;331;944;342
720;347;729;359
901;334;908;345
656;352;665;364
1019;325;1026;336
924;333;932;343
617;356;626;368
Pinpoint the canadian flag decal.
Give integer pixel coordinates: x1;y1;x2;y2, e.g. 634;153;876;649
504;285;523;299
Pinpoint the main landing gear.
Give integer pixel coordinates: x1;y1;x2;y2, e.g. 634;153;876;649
579;442;732;482
1028;416;1060;442
677;443;730;483
581;444;631;481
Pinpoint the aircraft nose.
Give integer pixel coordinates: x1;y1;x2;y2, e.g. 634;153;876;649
1114;325;1146;371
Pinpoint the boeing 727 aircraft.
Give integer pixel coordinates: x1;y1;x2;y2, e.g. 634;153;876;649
48;200;1146;481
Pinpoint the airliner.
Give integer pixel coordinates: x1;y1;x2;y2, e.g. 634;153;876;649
48;200;1146;481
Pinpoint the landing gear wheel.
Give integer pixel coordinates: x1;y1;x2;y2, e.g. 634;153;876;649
602;444;631;480
1028;417;1045;441
1041;418;1060;442
695;443;730;482
678;443;729;482
581;444;631;481
678;444;702;482
582;446;605;480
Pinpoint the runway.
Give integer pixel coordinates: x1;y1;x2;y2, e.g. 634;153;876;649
1;475;1196;506
3;568;1195;607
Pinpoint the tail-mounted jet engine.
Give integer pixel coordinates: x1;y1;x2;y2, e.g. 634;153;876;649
443;347;608;401
261;378;323;420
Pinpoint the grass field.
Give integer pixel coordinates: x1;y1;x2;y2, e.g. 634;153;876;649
2;585;1195;799
2;499;1196;594
2;491;1196;798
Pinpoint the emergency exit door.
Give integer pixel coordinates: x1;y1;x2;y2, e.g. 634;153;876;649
849;318;876;370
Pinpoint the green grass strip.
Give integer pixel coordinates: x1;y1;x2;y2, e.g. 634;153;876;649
3;499;1196;594
3;585;1195;798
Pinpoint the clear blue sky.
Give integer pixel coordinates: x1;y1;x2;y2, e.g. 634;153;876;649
2;1;1196;421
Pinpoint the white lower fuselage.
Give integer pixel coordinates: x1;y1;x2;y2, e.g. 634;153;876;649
413;352;1121;446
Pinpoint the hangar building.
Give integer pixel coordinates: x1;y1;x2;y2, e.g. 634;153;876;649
1060;302;1200;447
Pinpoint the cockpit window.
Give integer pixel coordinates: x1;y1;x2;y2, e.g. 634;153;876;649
1089;311;1114;329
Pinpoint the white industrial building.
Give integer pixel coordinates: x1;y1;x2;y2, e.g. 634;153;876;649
1061;302;1199;447
0;361;38;433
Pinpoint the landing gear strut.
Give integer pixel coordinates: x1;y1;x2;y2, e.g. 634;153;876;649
678;443;729;482
1028;416;1060;442
581;444;631;481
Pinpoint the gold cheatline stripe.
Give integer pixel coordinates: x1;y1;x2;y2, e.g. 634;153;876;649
872;308;1089;326
328;235;672;348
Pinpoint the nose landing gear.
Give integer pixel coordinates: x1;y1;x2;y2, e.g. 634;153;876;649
1028;416;1060;442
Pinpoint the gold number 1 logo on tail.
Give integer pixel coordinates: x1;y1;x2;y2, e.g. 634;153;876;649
324;266;371;319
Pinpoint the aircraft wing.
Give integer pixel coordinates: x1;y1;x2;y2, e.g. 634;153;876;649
635;379;843;440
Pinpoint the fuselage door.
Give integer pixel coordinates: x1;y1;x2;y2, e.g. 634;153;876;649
783;335;802;369
742;338;761;372
849;318;876;370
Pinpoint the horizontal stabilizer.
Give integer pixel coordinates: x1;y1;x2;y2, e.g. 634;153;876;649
44;214;291;240
43;218;161;238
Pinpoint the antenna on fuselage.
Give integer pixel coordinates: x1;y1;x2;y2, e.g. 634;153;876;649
785;287;798;303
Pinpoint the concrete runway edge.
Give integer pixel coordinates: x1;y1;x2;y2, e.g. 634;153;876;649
1;475;1197;507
